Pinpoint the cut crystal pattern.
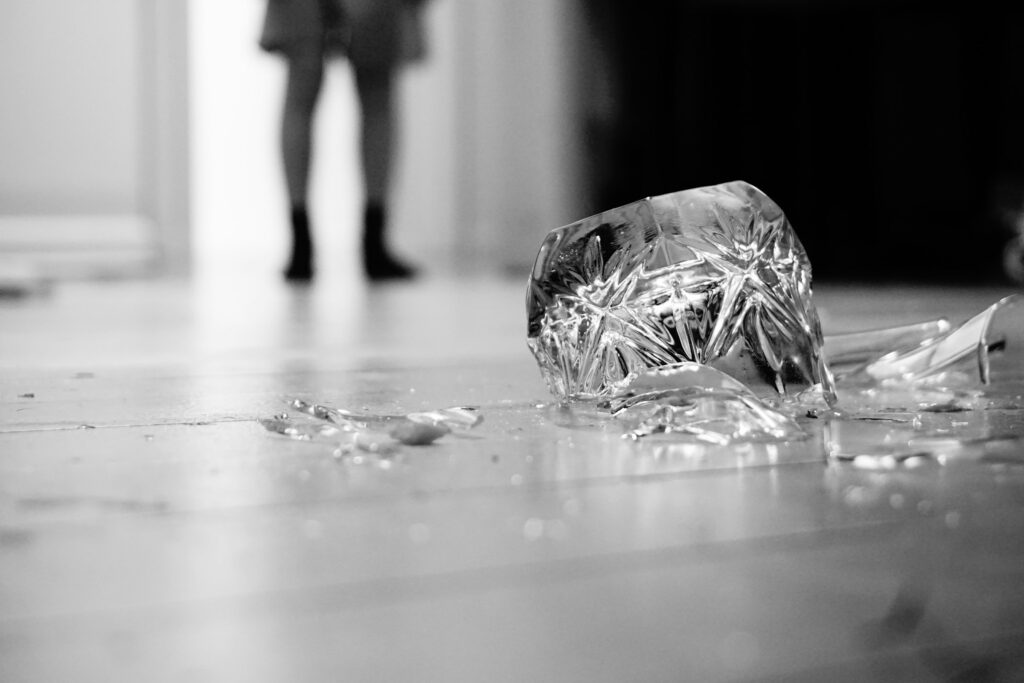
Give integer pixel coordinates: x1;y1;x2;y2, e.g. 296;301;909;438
526;181;836;404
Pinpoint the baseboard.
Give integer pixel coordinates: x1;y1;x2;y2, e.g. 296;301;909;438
0;214;161;280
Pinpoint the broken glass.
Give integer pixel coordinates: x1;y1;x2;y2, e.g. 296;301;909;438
288;398;482;432
527;182;1024;449
526;180;836;406
258;416;344;442
606;363;806;443
823;319;951;378
842;294;1024;385
261;400;482;453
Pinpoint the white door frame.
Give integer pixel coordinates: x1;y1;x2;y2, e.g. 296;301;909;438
0;0;190;279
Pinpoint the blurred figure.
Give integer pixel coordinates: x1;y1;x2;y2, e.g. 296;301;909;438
260;0;428;282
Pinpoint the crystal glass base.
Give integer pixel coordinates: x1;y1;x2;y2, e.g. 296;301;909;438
527;181;836;405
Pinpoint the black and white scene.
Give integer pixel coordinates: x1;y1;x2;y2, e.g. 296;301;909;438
3;1;1024;681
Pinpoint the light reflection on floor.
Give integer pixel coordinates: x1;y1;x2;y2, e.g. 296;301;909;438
2;275;1023;682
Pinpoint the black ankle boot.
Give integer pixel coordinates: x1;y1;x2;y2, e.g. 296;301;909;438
284;206;314;282
362;204;415;281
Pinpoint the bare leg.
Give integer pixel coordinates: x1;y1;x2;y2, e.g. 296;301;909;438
355;65;415;280
282;43;324;206
281;43;324;280
354;67;395;204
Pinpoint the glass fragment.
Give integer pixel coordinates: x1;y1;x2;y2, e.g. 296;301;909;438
823;319;950;377
847;295;1024;385
258;417;342;442
263;400;481;452
612;387;806;444
406;406;483;430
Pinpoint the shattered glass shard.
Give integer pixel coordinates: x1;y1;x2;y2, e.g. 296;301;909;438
388;421;449;445
287;398;341;423
603;362;754;405
259;417;341;442
526;180;836;405
406;406;483;430
264;399;483;454
289;398;483;432
845;294;1024;385
614;391;806;443
823;319;951;377
607;363;806;443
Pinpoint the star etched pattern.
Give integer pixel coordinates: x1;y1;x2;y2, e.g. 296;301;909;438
526;181;836;403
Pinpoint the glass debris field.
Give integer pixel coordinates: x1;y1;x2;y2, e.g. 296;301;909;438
525;181;1024;462
8;238;1024;681
262;181;1024;473
8;237;1024;679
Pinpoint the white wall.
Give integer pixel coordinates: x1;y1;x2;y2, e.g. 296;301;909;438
0;0;139;213
0;0;189;277
450;0;587;275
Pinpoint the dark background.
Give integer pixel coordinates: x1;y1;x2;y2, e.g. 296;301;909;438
584;0;1024;284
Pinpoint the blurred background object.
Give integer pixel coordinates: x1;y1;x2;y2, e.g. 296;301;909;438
5;4;1024;681
190;0;588;281
1;0;1022;283
0;0;189;281
583;0;1024;284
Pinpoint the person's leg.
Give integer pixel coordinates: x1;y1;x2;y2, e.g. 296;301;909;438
354;65;416;280
281;42;324;281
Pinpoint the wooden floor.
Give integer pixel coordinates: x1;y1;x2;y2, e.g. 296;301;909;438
2;271;1024;682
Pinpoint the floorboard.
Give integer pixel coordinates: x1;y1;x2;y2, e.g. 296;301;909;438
2;273;1022;682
